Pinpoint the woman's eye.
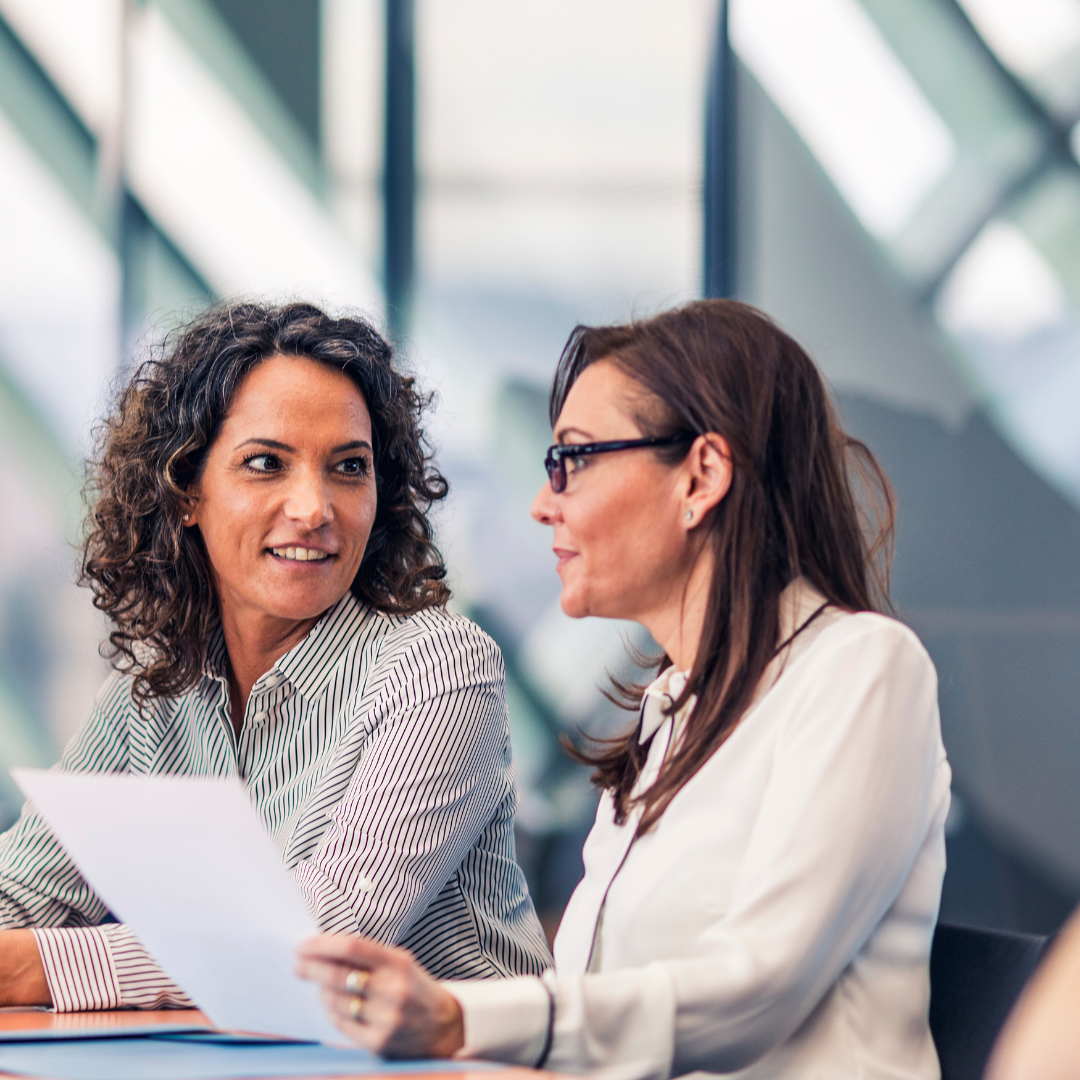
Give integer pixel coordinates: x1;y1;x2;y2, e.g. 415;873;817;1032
565;453;588;473
335;457;370;477
244;454;280;473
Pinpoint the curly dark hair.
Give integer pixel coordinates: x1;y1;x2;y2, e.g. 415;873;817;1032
81;301;450;704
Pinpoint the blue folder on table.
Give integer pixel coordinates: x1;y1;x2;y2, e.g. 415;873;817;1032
0;1027;491;1080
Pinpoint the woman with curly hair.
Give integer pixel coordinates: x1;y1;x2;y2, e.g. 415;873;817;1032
0;302;551;1011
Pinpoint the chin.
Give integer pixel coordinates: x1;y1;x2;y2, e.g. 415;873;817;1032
268;585;349;622
558;591;589;620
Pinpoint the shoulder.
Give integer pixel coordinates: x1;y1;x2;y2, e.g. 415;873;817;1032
781;609;940;723
368;605;505;687
812;609;935;678
759;611;945;774
86;666;211;730
90;668;137;713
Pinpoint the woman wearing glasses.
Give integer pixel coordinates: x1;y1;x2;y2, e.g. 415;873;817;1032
299;299;952;1080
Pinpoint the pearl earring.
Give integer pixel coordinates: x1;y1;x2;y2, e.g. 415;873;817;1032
685;510;693;522
183;514;190;522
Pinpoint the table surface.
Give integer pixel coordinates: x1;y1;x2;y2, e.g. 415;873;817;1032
0;1007;542;1080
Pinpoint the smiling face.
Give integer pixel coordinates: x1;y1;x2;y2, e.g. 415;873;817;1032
186;354;377;637
530;359;698;624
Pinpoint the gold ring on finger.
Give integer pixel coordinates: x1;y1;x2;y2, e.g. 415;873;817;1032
345;969;370;997
347;994;366;1022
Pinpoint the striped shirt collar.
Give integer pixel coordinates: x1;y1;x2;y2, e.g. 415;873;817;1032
202;590;379;701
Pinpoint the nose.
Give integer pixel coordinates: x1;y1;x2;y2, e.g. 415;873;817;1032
284;466;333;530
531;480;560;525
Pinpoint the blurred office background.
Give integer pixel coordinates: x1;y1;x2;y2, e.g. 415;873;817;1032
2;0;1080;939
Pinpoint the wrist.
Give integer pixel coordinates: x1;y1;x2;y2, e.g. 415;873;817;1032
0;930;51;1007
430;990;465;1058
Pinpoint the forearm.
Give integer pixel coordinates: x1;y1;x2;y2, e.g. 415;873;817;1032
447;965;677;1080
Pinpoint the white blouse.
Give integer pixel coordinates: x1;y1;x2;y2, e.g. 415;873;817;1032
447;579;951;1080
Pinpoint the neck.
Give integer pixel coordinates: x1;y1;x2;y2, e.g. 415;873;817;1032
219;606;322;733
640;545;715;672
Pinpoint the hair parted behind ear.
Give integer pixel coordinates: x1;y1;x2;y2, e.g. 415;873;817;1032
553;298;895;834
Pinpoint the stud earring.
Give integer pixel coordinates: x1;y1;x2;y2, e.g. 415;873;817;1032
183;514;190;522
685;510;693;522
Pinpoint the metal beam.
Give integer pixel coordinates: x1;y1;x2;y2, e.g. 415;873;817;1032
0;12;97;219
384;0;416;338
915;0;1080;303
703;0;738;299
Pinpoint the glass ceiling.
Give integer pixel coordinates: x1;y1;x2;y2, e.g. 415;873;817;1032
0;0;1079;835
736;0;1080;508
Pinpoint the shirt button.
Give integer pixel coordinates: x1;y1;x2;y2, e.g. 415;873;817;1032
357;877;375;893
251;711;269;724
264;672;284;689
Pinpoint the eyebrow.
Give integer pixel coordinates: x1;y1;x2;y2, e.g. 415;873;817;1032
233;438;373;454
554;426;594;444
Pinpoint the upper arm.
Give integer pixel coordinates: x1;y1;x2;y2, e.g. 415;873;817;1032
670;618;948;1068
295;617;512;940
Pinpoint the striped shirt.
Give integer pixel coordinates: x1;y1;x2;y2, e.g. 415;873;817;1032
0;593;552;1010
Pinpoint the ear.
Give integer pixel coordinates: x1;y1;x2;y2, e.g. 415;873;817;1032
181;487;200;528
682;434;732;529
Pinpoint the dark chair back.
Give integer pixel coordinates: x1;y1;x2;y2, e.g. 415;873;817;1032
929;922;1051;1080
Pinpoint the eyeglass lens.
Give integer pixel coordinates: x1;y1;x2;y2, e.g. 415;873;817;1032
545;451;567;493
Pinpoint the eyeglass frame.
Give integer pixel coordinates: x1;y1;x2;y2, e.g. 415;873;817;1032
543;435;692;494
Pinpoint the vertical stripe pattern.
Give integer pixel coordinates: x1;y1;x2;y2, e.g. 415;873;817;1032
0;595;551;1009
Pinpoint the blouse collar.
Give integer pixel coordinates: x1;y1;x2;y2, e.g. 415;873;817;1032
638;666;693;745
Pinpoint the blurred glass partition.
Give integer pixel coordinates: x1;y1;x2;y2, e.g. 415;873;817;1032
408;0;716;930
734;0;1080;931
1;0;1079;938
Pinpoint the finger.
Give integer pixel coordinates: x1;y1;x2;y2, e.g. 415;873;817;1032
319;987;389;1054
321;984;386;1026
296;956;363;991
298;934;398;968
321;986;362;1024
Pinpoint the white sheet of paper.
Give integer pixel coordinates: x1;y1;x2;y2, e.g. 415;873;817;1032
11;768;342;1044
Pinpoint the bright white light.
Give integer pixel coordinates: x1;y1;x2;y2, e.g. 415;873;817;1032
322;0;381;185
127;6;381;313
937;220;1068;343
322;0;383;262
0;0;121;134
957;0;1080;77
732;0;956;239
0;111;118;446
936;219;1080;506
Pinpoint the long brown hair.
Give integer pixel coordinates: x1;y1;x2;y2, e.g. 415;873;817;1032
553;299;894;833
82;302;449;706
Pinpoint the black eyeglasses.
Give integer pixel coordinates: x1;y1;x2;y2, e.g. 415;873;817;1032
544;436;690;493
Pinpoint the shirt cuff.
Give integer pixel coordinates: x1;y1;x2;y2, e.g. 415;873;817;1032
32;924;194;1011
32;927;119;1011
443;974;552;1065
